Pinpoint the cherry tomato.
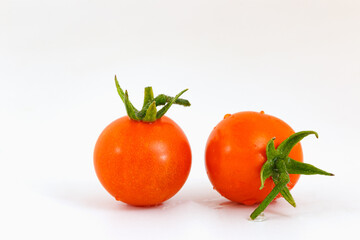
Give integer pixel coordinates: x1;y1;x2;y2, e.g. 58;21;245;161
94;115;191;206
205;111;302;205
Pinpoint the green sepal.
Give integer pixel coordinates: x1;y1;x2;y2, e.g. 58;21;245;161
266;137;277;159
286;158;334;176
260;138;276;190
260;161;273;190
115;76;138;112
277;131;318;157
115;75;125;103
124;90;140;121
155;94;191;107
156;89;188;119
280;187;296;207
143;101;157;122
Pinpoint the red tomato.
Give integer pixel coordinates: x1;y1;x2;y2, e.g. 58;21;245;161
94;116;191;206
205;111;302;205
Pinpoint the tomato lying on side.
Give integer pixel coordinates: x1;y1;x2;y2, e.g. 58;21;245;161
94;77;191;206
205;111;333;219
206;111;300;205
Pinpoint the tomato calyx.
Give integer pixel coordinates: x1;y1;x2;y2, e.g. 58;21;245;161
114;76;190;122
250;131;334;220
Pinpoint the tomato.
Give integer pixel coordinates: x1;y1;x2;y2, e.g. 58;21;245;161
205;111;302;205
94;116;191;206
94;77;192;206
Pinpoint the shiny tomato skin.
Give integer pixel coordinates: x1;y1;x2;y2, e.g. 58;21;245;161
94;116;191;206
205;111;302;205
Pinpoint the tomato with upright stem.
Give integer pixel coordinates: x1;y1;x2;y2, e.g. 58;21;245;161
94;76;191;206
205;111;333;219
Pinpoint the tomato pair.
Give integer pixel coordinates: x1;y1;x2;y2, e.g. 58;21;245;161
94;78;333;219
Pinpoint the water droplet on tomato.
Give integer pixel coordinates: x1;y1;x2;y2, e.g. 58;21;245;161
224;114;231;119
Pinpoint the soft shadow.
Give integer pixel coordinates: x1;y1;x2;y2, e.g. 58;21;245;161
36;180;286;218
35;180;125;211
178;183;293;220
175;183;250;210
118;203;165;212
36;180;187;212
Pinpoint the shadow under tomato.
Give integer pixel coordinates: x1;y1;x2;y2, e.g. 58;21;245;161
37;179;291;219
117;202;166;211
35;180;123;211
36;180;184;212
181;183;294;220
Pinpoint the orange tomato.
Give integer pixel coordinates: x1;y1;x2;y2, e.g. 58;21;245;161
94;116;191;206
205;111;302;205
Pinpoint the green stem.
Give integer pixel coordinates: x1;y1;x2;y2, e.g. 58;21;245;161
114;76;190;122
251;175;289;220
143;87;154;108
156;89;188;119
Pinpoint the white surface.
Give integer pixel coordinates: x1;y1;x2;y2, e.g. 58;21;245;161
1;1;360;239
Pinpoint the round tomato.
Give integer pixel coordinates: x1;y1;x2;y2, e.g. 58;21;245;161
205;111;302;205
94;77;192;206
94;115;191;206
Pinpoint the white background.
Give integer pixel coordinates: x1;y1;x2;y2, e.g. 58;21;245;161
1;0;360;239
